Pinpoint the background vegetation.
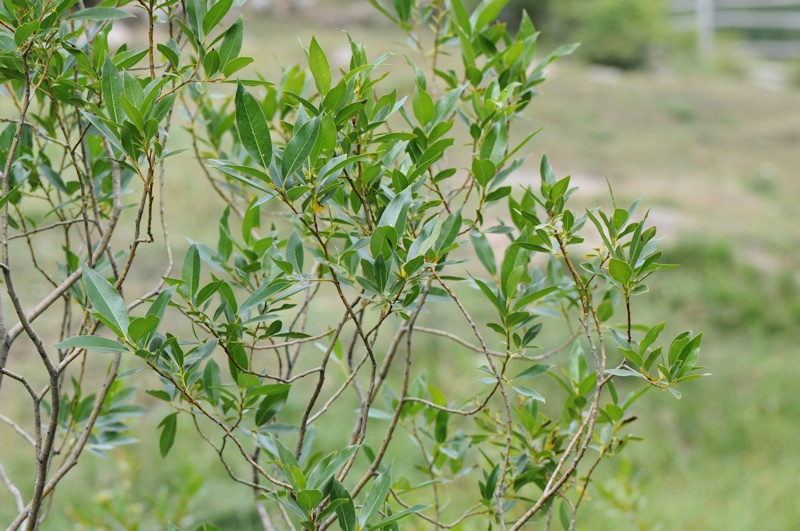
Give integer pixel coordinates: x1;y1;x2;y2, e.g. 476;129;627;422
1;0;798;529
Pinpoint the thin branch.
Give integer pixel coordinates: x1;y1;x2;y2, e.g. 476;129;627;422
0;413;36;446
7;218;101;241
0;461;24;513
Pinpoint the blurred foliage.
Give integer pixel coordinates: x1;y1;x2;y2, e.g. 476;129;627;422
499;0;667;69
661;240;800;334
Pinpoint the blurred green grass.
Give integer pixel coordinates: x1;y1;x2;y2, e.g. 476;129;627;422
3;4;800;529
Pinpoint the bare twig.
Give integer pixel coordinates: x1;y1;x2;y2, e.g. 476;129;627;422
0;461;24;513
0;413;36;446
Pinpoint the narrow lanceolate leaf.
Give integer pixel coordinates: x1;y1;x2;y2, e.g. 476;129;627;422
82;266;129;338
235;82;272;170
218;17;243;68
309;36;331;95
366;504;430;530
203;0;233;35
281;116;320;178
66;7;135;21
182;244;201;302
185;0;206;41
358;465;392;527
54;336;128;354
158;412;178;457
102;54;123;123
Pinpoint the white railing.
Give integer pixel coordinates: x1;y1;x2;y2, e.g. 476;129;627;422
671;0;800;58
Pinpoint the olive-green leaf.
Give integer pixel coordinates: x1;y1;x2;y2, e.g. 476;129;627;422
158;412;178;457
377;187;411;236
609;258;633;285
218;17;243;68
53;335;128;354
66;7;135;21
309;37;331;95
102;55;123;123
358;465;392;527
185;0;206;40
82;266;129;338
282;116;320;178
203;0;233;35
235;82;272;170
182;244;201;302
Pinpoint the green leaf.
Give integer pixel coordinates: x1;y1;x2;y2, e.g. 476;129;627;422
185;0;206;40
512;385;545;402
469;230;496;276
158;412;178;457
412;85;434;126
82;266;129;338
66;7;135;21
123;72;145;108
203;0;233;35
513;363;552;380
53;336;128;354
435;209;462;254
286;230;305;275
282;116;320;178
0;182;22;210
182;244;201;302
366;504;429;530
540;153;555;186
307;446;359;490
128;315;160;344
480;121;506;166
235;82;272;170
639;321;665;355
218;17;243;68
359;465;392;527
146;286;177;322
157;42;180;68
472;276;505;317
378;187;411;236
120;94;145;131
332;480;356;531
309;37;331;95
255;385;290;426
472;158;495;188
102;55;123;123
608;258;632;285
470;0;510;31
514;286;557;310
240;280;292;312
619;348;643;368
604;368;645;379
296;489;324;513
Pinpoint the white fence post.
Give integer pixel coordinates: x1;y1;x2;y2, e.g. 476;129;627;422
697;0;715;57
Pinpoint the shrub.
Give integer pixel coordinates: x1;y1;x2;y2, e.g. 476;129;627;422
550;0;666;69
0;0;702;528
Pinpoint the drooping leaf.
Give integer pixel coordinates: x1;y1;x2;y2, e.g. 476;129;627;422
158;412;178;457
